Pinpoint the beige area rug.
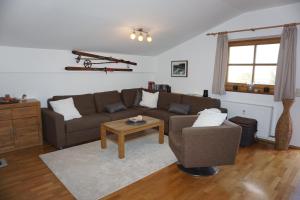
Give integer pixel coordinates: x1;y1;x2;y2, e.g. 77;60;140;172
40;130;176;200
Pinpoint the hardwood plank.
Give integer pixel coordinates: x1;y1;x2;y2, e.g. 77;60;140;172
0;145;75;200
0;142;300;200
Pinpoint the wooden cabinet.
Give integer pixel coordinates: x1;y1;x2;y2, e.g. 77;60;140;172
0;99;42;153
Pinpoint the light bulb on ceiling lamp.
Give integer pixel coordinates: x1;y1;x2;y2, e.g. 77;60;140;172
130;31;136;40
146;34;152;42
138;32;144;42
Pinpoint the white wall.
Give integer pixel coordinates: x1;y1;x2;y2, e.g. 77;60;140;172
154;3;300;146
0;46;155;107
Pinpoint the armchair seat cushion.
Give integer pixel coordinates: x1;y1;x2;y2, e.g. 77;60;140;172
65;114;110;133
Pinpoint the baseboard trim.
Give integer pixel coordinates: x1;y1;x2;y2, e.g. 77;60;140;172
257;138;300;150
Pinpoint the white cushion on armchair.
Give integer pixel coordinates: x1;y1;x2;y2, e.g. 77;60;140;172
192;109;227;127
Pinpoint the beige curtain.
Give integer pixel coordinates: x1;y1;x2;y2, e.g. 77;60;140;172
274;25;297;101
212;33;228;95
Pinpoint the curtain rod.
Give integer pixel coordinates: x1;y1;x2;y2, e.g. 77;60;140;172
206;22;300;36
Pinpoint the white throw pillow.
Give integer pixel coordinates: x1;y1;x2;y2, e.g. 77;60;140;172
50;98;82;121
139;91;159;108
198;108;221;115
192;110;227;127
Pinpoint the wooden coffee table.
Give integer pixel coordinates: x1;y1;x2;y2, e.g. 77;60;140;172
100;116;164;159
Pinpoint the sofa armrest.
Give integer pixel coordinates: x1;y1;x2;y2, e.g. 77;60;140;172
181;120;242;167
41;108;66;149
169;115;198;133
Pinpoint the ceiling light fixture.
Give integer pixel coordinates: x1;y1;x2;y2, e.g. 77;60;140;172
130;28;152;43
138;32;144;42
146;34;152;42
130;31;136;40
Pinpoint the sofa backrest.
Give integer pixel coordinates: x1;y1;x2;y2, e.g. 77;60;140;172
181;95;220;114
157;92;182;111
47;89;223;115
121;88;142;108
94;90;122;112
49;94;96;115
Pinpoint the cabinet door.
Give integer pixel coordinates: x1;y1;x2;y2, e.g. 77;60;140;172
14;117;40;147
0;120;14;149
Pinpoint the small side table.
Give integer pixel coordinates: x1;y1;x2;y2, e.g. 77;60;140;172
229;116;257;147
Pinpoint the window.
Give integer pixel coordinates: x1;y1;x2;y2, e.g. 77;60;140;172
226;37;280;94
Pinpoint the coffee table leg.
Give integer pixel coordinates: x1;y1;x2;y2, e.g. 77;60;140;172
159;121;164;144
118;133;125;159
100;125;107;149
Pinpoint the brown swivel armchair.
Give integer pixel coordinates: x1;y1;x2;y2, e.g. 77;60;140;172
169;115;242;176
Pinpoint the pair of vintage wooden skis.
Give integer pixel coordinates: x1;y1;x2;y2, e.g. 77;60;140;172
65;50;137;73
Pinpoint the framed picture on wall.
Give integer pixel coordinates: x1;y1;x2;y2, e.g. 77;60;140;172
171;60;188;77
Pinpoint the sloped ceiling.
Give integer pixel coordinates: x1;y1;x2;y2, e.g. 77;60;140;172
0;0;299;55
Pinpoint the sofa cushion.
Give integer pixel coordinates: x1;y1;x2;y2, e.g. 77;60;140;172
105;102;127;113
134;89;143;106
134;106;151;113
65;113;110;133
52;94;96;115
104;108;144;120
94;91;121;112
143;109;176;133
181;95;221;114
121;88;142;108
157;92;182;110
168;103;190;115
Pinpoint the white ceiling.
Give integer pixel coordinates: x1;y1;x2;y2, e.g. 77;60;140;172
0;0;299;56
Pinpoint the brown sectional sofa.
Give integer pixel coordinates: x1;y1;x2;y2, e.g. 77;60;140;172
42;88;226;149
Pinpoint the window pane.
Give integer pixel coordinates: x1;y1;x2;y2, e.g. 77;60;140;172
254;65;277;85
255;44;280;64
229;45;255;64
227;65;253;84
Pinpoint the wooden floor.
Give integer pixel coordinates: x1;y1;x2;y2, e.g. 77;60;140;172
1;142;300;200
